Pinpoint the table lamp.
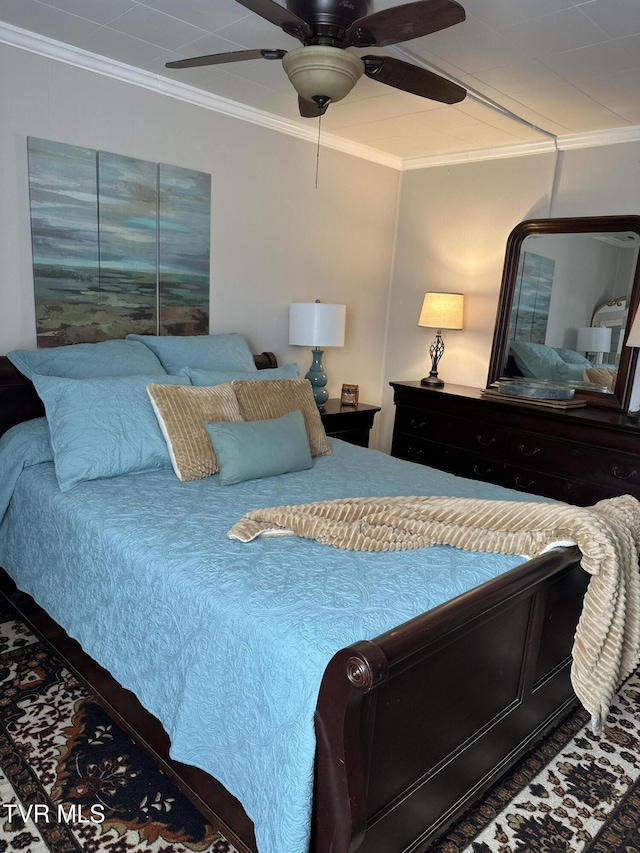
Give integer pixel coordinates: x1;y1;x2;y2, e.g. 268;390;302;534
577;326;612;362
289;301;346;406
418;292;464;387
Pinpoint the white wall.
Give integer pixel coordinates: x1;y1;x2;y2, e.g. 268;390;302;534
0;42;399;441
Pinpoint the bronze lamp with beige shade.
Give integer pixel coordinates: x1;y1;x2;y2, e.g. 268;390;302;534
418;292;464;387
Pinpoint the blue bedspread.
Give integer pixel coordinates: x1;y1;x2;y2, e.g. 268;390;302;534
0;419;543;853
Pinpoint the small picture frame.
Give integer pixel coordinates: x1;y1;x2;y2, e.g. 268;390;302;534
341;383;359;407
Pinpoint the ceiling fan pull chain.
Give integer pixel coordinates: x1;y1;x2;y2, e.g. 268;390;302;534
315;114;322;190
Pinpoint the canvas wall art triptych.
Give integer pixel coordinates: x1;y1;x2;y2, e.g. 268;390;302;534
27;137;211;346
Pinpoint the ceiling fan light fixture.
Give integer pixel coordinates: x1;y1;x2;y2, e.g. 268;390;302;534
281;46;364;104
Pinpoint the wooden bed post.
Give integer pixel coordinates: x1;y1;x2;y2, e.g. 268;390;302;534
312;641;389;853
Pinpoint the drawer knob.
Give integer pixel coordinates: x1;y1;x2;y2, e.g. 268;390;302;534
410;418;426;430
612;465;636;480
476;434;496;447
406;446;423;459
518;443;540;457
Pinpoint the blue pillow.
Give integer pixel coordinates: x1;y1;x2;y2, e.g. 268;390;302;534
127;333;256;375
184;363;299;386
553;347;592;367
31;373;189;491
205;410;312;486
509;342;565;380
7;339;167;380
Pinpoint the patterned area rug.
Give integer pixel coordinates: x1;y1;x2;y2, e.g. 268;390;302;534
0;599;239;853
1;597;639;853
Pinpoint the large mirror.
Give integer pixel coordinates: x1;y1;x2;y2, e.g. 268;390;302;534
487;215;640;410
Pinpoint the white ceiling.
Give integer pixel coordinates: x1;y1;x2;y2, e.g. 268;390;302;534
2;0;640;168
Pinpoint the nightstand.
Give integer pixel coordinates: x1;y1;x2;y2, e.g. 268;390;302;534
320;399;380;448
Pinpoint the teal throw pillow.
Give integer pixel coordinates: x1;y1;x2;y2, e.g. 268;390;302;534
32;373;189;491
205;410;312;486
184;363;299;386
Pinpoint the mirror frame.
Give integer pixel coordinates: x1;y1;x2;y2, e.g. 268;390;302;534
487;215;640;411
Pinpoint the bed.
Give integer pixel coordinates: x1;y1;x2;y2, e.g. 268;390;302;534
0;339;591;853
507;341;618;391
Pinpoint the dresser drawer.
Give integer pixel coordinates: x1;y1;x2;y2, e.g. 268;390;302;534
502;465;586;503
392;435;509;485
508;432;640;490
571;445;640;490
507;432;580;475
395;406;508;456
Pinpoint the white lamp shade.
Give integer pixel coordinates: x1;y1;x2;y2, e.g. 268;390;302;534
418;292;464;330
625;310;640;347
577;326;612;353
289;302;346;348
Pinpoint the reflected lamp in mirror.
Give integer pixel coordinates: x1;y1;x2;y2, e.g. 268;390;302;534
418;292;464;387
577;326;612;363
289;301;346;407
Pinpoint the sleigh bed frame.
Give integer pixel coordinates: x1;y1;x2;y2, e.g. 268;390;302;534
0;353;588;853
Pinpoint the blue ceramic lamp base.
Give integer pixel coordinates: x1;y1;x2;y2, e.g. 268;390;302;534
305;348;329;407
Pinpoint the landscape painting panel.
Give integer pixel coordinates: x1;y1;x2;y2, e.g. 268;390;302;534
97;151;157;338
27;138;100;346
509;252;555;343
158;163;210;335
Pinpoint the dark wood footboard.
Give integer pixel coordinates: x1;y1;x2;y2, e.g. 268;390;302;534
312;543;586;853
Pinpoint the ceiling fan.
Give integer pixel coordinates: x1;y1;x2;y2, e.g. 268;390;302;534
166;0;467;118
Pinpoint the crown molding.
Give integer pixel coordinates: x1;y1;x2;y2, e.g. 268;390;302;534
400;138;557;170
2;22;639;172
399;123;640;171
557;125;640;151
0;22;402;171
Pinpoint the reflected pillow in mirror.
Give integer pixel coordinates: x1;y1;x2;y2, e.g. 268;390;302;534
509;342;565;381
553;348;592;367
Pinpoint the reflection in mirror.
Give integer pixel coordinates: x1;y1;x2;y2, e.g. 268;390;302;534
488;217;640;411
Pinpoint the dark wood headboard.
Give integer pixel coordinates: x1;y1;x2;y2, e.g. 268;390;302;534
0;351;277;438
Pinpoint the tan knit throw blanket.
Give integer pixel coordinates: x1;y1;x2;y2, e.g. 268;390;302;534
228;494;640;730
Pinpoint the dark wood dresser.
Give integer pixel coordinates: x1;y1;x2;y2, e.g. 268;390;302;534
390;381;640;505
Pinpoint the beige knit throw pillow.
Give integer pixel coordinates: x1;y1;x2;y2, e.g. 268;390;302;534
147;383;242;481
232;379;331;457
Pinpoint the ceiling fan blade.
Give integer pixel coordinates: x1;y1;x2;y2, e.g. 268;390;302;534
234;0;313;41
298;96;329;118
348;0;465;48
363;55;466;104
166;49;286;70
